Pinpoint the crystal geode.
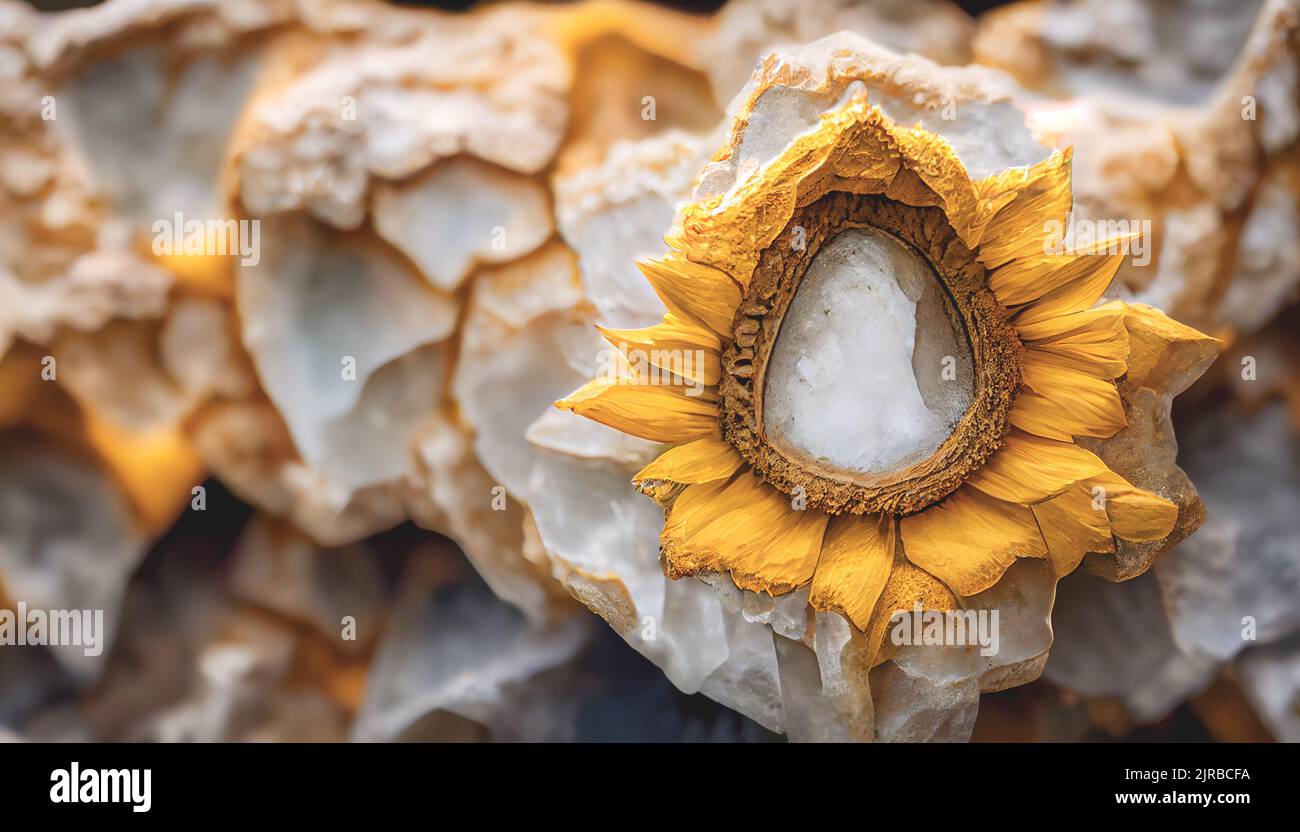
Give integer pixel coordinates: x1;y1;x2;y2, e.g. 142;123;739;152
538;33;1216;741
2;0;1293;745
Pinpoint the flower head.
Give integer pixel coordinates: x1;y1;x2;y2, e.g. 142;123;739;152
559;37;1216;665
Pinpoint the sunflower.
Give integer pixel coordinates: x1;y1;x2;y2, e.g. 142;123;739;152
557;73;1216;663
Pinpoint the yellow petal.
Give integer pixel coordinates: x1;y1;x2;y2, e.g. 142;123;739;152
1089;472;1179;542
1016;301;1129;379
1013;252;1124;326
599;311;721;351
900;486;1046;596
598;313;722;386
1020;349;1127;438
1031;484;1116;576
633;436;743;486
988;231;1140;307
661;474;829;595
1008;390;1074;440
809;514;894;631
974;150;1073;268
967;430;1110;505
1026;340;1127;380
1008;388;1120;440
556;376;717;443
863;557;957;666
1013;299;1128;340
637;257;741;337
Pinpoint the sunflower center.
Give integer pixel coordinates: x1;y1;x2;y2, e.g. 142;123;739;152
718;192;1022;516
763;226;974;477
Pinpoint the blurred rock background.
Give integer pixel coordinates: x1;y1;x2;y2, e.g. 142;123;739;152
1;0;1295;742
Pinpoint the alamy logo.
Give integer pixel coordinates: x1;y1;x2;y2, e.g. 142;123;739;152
151;212;261;266
594;344;708;397
889;602;1000;657
1041;212;1151;266
50;763;151;813
0;602;103;657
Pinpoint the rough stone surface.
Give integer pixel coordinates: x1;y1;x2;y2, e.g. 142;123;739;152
701;0;976;106
1046;570;1217;723
979;0;1300;339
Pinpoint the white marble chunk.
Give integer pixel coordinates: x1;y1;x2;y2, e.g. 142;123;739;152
764;225;972;476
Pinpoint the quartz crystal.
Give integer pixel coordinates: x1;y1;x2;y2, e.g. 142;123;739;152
765;226;973;476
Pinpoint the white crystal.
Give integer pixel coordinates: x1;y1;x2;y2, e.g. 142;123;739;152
1045;571;1217;723
555;132;709;330
0;440;146;680
763;226;972;477
57;46;261;226
1239;637;1300;742
372;156;553;292
1157;402;1300;662
236;216;457;499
